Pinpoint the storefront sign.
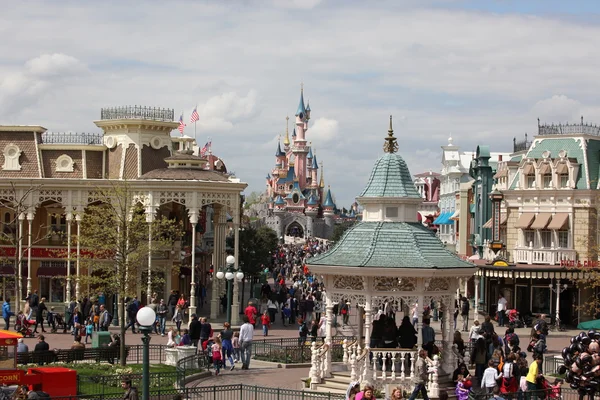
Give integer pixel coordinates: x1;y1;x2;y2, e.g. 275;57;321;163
560;260;600;268
0;370;24;385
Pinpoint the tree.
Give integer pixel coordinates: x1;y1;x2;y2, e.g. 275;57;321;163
0;182;48;312
76;182;182;365
243;191;263;209
238;226;278;277
330;221;355;243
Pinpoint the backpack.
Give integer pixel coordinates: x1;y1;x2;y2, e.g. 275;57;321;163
300;323;309;336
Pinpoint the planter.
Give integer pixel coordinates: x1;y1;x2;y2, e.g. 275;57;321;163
165;348;178;366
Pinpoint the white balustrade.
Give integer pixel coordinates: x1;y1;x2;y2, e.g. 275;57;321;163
368;349;417;384
513;247;576;265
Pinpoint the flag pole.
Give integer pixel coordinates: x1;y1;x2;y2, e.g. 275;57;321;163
194;104;197;143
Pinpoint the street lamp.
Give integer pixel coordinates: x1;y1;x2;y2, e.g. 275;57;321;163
549;280;568;328
216;255;243;324
136;306;156;400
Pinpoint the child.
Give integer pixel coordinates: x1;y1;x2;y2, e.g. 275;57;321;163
85;318;94;344
549;378;563;400
47;307;56;333
481;359;503;393
261;311;271;337
282;304;291;327
212;337;222;375
232;332;240;363
455;375;469;400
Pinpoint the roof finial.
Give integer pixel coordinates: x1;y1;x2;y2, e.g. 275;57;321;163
319;162;325;188
284;116;290;146
383;115;399;154
301;82;304;93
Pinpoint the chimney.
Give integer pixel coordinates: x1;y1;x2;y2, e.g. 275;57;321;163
498;155;503;162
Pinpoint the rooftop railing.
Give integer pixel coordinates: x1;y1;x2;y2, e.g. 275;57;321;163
538;116;600;136
40;132;103;145
100;106;174;122
513;133;532;153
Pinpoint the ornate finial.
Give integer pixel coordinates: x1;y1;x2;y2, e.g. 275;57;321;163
301;82;304;93
319;162;325;188
383;115;399;154
284;116;290;146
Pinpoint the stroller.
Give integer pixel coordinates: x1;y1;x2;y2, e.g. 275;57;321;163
52;313;67;333
14;314;35;337
507;309;525;328
539;378;563;400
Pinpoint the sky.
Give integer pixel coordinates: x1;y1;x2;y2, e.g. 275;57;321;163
1;0;600;208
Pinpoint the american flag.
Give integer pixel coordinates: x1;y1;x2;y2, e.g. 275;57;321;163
178;114;186;134
190;107;200;123
200;141;211;157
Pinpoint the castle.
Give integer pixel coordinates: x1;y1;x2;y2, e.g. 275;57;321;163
263;87;337;239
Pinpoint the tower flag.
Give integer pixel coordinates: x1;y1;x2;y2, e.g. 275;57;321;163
190;106;199;141
178;113;186;135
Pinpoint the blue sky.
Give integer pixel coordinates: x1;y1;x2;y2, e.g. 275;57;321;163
1;1;600;208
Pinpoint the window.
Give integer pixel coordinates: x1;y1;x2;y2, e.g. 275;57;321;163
531;287;551;315
1;211;15;239
524;230;535;247
558;230;569;248
38;261;73;303
559;173;569;188
55;154;74;172
540;230;552;248
526;174;536;189
47;211;67;238
386;207;398;218
2;144;21;171
543;174;552;189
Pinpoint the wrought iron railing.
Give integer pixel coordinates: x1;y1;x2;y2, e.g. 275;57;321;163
17;344;165;365
100;106;174;122
513;133;532;153
40;132;103;145
538;117;600;136
77;371;182;397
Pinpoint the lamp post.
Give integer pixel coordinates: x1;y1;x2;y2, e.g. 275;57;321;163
216;255;243;325
549;280;568;328
136;306;156;400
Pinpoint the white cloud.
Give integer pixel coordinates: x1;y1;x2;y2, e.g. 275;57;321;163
309;117;339;142
532;95;582;123
197;90;258;132
271;0;322;9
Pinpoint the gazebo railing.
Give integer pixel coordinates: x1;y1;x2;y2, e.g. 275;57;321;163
370;348;417;382
309;341;331;388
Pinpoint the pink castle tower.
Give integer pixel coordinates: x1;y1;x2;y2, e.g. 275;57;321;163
293;84;310;188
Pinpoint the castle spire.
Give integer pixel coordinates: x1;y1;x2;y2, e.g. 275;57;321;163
283;116;290;146
295;83;306;117
319;161;325;188
383;115;398;154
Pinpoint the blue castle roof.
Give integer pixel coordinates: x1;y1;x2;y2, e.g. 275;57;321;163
292;128;296;138
276;165;295;184
307;146;313;159
307;194;318;205
275;141;285;157
323;188;335;207
274;195;285;205
311;154;319;169
286;180;306;200
296;90;306;117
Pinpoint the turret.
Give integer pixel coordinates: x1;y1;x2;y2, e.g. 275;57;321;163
305;193;318;239
306;101;311;121
307;143;313;160
311;154;319;188
322;186;336;238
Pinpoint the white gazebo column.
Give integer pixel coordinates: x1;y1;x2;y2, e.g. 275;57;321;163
65;213;73;305
16;213;24;312
210;205;225;320
231;221;240;325
324;294;334;377
26;212;34;296
145;206;156;306
75;213;82;300
188;208;199;318
417;292;425;349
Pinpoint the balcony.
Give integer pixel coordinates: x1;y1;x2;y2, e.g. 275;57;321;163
513;246;576;265
100;106;174;122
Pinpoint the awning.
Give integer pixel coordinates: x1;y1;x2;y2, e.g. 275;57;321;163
483;213;507;229
436;211;455;225
548;213;569;230
432;212;447;225
450;210;460;221
530;213;552;230
515;213;535;229
36;263;75;278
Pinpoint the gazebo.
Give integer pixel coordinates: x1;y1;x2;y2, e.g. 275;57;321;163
307;117;476;395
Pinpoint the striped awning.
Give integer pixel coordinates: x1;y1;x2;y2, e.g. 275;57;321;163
483;214;507;229
515;213;535;229
450;210;460;221
476;266;588;280
530;213;552;230
547;213;569;230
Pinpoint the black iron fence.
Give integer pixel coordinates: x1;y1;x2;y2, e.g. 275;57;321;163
40;132;103;145
17;345;165;365
77;371;182;397
100;106;174;122
51;383;346;400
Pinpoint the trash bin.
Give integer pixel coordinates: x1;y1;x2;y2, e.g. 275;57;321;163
92;331;112;348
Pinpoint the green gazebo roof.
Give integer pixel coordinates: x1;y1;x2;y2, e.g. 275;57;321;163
309;221;474;268
359;153;421;198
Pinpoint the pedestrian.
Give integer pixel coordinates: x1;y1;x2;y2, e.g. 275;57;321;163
220;322;235;370
244;302;257;327
167;290;178;319
85;318;94;344
411;302;419;328
481;359;503;393
298;318;308;346
341;302;350;326
408;349;430;400
212;336;222;376
497;294;508;327
239;315;254;370
232;331;241;363
34;296;48;333
199;317;212;347
2;297;13;330
99;304;111;331
121;378;139;400
156;299;168;336
267;297;278;325
261;311;271;337
47;307;56;333
189;314;201;348
355;383;376;400
345;381;361;400
172;305;183;332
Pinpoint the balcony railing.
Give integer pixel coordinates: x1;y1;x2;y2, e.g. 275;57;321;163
40;132;103;145
513;246;576;265
538;118;600;136
513;134;532;153
100;106;174;122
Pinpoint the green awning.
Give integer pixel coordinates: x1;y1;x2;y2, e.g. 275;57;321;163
577;320;600;330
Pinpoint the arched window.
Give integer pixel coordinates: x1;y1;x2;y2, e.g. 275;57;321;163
56;154;74;172
2;144;22;171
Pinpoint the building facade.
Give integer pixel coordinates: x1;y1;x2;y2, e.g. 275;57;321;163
263;88;336;239
413;171;440;230
0;107;247;321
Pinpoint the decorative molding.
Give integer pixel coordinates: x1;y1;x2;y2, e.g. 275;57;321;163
38;190;63;204
372;276;416;291
56;154;74;172
333;275;364;291
2;144;22;171
427;277;450;291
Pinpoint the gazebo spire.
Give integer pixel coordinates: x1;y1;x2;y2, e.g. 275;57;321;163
383;115;398;154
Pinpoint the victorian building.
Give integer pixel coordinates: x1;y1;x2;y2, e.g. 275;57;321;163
263;87;337;239
474;121;600;324
413;171;440;230
0;106;247;322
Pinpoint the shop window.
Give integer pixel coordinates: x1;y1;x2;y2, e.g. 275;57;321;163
540;230;552;248
543;174;552;189
524;230;535;247
558;230;569;248
531;286;551;315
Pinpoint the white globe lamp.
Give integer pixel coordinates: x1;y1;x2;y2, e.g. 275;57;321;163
236;271;244;281
216;271;225;280
225;271;234;280
226;255;235;265
136;306;156;327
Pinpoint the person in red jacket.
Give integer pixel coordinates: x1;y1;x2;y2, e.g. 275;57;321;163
260;311;271;336
244;302;257;327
